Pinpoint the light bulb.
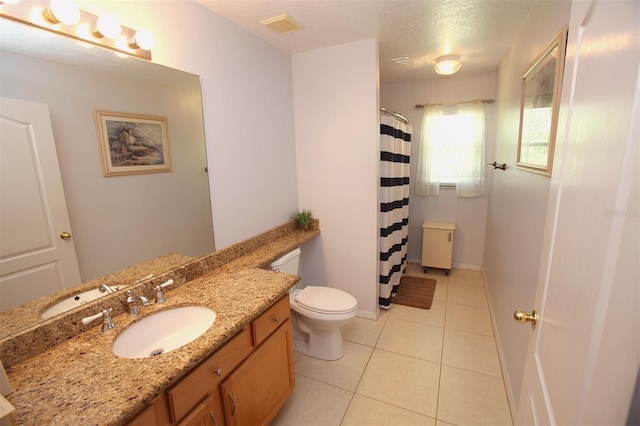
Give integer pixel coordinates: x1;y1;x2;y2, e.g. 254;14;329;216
43;0;80;25
93;15;121;39
434;55;461;76
128;29;155;51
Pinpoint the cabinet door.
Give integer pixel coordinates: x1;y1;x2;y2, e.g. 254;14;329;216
421;228;454;269
177;391;223;426
221;321;295;426
126;393;171;426
168;327;252;423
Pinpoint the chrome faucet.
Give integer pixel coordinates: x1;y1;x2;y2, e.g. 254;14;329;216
99;274;153;294
125;290;149;314
81;308;115;331
98;283;118;294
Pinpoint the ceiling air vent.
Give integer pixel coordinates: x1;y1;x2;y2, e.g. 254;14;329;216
260;14;303;35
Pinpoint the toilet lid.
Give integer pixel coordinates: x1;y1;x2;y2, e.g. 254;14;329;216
294;286;357;314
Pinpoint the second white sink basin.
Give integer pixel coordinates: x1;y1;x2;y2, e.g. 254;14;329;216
40;286;129;320
112;306;216;359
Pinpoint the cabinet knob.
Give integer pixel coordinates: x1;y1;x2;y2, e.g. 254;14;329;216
273;316;280;323
214;368;223;376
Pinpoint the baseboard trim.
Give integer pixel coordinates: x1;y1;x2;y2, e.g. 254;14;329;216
452;262;482;271
482;268;518;424
356;309;379;320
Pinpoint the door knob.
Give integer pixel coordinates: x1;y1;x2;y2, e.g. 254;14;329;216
60;231;72;240
514;309;538;329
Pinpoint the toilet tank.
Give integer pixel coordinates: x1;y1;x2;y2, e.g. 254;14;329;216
268;248;301;275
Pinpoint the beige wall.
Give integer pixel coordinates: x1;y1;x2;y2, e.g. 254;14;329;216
381;72;497;269
483;0;572;409
293;39;381;319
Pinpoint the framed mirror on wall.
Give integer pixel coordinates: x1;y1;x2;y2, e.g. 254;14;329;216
0;18;215;337
516;27;568;176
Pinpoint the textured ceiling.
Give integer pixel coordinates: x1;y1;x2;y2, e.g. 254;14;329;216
197;0;535;83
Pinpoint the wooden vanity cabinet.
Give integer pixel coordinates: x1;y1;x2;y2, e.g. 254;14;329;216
127;393;171;426
167;327;253;423
177;391;223;426
128;295;294;426
221;322;294;425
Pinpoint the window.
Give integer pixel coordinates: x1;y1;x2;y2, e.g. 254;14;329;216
415;101;485;197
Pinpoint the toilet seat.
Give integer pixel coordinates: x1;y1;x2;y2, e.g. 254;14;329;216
294;286;357;314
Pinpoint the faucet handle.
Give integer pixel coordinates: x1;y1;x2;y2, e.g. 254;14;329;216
81;308;115;332
155;279;174;303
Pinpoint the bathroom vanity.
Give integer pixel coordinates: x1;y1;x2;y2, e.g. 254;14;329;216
129;296;294;426
0;220;319;425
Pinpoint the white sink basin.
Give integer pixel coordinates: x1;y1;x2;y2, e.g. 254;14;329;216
40;286;129;320
112;306;216;359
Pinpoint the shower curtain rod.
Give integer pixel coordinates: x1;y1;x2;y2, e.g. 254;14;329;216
414;98;495;109
380;107;409;124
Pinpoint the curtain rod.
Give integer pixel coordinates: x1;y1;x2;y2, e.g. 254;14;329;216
380;107;409;124
414;98;495;109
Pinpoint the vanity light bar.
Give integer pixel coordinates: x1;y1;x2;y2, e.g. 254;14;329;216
0;0;154;61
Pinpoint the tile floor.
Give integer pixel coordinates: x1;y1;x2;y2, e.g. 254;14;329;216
272;264;513;426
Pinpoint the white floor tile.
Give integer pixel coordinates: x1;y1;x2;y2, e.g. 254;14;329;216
294;341;373;392
342;314;388;347
448;268;484;287
376;317;443;363
356;349;440;418
447;283;488;308
437;366;512;425
388;302;445;327
445;303;494;336
271;374;353;426
442;329;502;378
276;268;513;426
432;281;448;303
342;394;436;426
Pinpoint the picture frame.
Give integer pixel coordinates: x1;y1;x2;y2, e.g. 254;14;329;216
95;110;171;176
516;27;568;176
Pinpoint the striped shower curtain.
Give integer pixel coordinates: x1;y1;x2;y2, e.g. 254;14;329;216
379;112;412;308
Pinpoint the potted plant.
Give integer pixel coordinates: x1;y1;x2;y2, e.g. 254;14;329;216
293;209;313;231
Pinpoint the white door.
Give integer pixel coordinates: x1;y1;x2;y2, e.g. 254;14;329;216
0;98;82;311
516;1;640;424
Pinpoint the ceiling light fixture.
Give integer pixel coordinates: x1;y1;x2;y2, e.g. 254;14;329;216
0;0;155;60
434;55;461;76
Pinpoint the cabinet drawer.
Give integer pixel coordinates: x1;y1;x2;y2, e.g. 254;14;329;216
252;296;290;346
168;327;252;423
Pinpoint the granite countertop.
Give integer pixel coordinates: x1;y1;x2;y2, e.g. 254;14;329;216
0;254;194;339
4;223;319;425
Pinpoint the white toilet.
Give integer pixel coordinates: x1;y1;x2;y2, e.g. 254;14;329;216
268;248;358;360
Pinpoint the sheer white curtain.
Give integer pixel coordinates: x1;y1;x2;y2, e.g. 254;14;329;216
415;101;485;197
415;104;444;196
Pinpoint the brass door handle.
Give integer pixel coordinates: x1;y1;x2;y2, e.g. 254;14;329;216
514;309;538;329
60;231;72;240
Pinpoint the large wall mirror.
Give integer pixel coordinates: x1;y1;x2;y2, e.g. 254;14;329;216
0;19;215;338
